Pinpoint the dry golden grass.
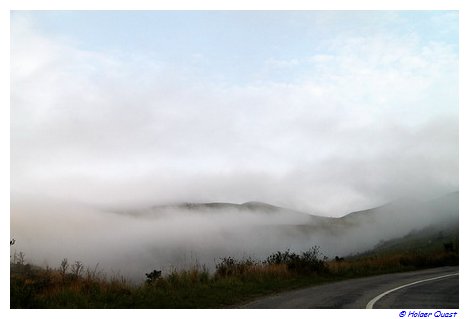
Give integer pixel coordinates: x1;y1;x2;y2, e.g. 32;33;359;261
11;242;458;308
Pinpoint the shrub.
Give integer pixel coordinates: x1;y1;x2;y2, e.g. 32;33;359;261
215;257;256;277
265;246;328;275
71;261;84;279
145;270;162;284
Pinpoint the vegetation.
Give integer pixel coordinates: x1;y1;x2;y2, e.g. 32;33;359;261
10;228;458;308
327;224;459;278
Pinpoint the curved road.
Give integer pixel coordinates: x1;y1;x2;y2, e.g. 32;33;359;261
240;266;458;309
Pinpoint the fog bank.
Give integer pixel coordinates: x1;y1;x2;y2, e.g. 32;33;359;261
10;193;458;281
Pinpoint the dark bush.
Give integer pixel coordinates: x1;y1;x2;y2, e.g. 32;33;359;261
145;270;162;284
265;246;328;275
215;257;256;277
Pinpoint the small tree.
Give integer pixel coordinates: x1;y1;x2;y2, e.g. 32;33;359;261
71;260;84;278
16;252;26;265
59;258;69;280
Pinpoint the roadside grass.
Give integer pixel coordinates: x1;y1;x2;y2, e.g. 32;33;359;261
11;235;458;308
327;225;458;278
10;254;328;308
327;249;458;279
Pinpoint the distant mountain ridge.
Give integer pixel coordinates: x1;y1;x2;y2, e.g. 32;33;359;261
109;191;457;259
117;191;458;231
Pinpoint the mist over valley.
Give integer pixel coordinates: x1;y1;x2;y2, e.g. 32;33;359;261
10;192;458;281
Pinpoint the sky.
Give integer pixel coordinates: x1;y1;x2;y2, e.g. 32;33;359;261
10;10;459;216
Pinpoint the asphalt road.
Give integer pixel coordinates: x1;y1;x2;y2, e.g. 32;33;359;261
240;266;459;309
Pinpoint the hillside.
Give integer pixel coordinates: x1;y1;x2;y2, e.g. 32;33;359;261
112;192;458;260
118;191;458;227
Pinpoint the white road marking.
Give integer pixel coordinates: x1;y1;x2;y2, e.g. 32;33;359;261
366;272;459;309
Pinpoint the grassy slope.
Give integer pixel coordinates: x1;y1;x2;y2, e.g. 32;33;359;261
11;261;331;308
11;224;458;309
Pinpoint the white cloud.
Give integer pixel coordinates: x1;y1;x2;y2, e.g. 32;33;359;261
11;14;458;216
265;57;301;68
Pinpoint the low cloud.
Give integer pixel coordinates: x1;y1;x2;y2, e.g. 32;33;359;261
10;192;458;281
10;19;458;213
